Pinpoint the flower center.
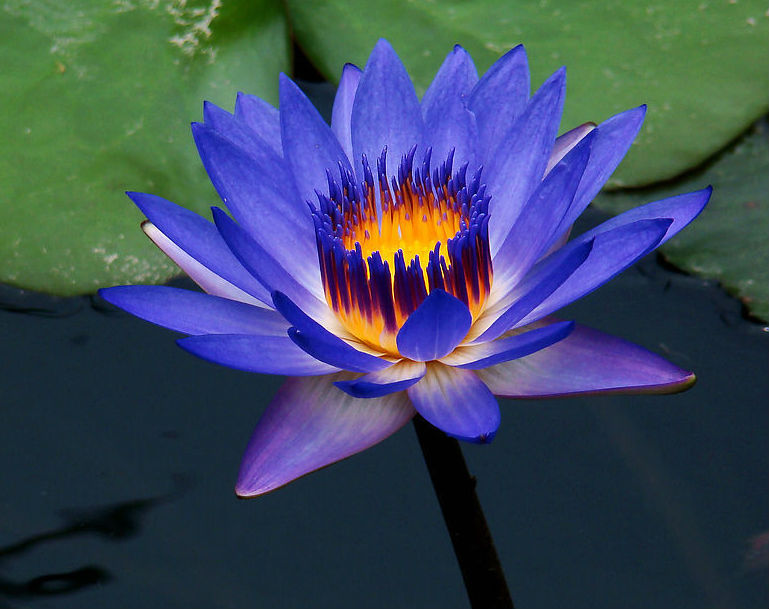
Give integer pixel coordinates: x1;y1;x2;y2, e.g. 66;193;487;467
310;147;493;355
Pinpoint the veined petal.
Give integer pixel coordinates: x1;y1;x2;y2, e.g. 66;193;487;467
178;334;341;376
280;74;355;204
468;44;529;163
478;320;696;397
234;92;282;157
485;67;566;256
130;192;271;306
351;39;423;180
236;374;416;496
546;122;597;175
407;364;500;443
519;218;673;326
421;45;479;170
99;286;288;336
334;360;427;398
331;63;362;162
212;208;332;323
396;290;472;361
203;101;278;164
441;321;574;369
273;291;391;373
192;123;323;299
472;239;593;344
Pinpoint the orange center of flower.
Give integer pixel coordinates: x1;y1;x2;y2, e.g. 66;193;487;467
311;147;493;355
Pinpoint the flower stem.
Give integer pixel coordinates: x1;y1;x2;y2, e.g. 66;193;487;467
413;415;514;609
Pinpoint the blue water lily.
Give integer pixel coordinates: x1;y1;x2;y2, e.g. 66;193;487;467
100;40;711;496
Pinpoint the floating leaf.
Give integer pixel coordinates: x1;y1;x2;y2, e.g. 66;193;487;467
595;120;769;322
288;0;768;187
1;0;289;295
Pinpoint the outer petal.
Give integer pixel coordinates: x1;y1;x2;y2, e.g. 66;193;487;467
421;45;479;170
334;360;427;398
485;68;566;256
331;63;362;162
130;192;271;306
351;39;422;181
279;74;355;205
441;321;574;369
478;320;696;397
407;364;500;443
178;334;340;376
469;44;529;163
192;123;323;299
272;291;391;373
203;102;278;165
99;286;288;336
236;374;416;496
396;290;472;361
545;122;596;175
234;92;282;156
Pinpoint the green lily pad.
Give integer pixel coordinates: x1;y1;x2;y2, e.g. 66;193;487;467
287;0;768;187
595;119;769;322
1;0;288;296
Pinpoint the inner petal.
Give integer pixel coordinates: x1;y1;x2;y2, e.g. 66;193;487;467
311;147;493;355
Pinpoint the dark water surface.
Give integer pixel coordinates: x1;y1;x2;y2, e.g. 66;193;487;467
2;228;767;608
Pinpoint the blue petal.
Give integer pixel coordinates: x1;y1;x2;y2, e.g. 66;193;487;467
234;92;282;156
546;122;596;175
421;45;479;170
236;374;415;496
519;218;673;325
273;291;391;373
203;101;279;164
128;192;271;306
474;239;593;343
192;123;322;299
491;131;595;294
469;45;529;164
485;67;566;256
334;360;427;398
331;63;362;162
396;290;472;361
478;319;696;397
178;334;340;376
212;207;331;323
407;365;500;443
351;39;423;180
99;285;288;335
441;321;574;369
279;74;355;205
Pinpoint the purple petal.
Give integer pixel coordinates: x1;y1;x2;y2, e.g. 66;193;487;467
234;92;282;156
469;45;530;164
99;286;288;336
203;101;279;164
421;45;479;170
331;63;362;162
441;321;574;369
212;208;331;323
474;239;593;343
334;360;427;398
478;320;696;397
396;290;472;361
351;39;422;180
130;192;271;306
236;374;415;496
407;365;500;443
491;131;594;293
191;123;322;299
519;218;673;326
272;291;391;373
280;74;355;205
178;334;340;376
546;122;596;175
485;67;566;256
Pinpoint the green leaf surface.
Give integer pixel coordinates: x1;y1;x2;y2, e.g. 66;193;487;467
595;120;769;322
1;0;288;295
288;0;768;188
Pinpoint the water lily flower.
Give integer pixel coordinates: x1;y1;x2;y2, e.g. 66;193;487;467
100;40;711;497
